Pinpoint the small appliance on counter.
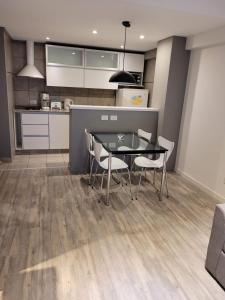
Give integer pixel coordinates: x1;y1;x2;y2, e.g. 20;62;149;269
64;98;73;111
116;88;149;107
40;93;50;110
51;101;62;110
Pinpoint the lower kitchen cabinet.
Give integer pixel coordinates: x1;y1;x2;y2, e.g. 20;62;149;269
19;112;69;150
22;124;49;136
23;137;49;150
49;114;69;149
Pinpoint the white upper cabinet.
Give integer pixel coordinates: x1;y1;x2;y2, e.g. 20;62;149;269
84;69;118;89
46;45;84;87
46;66;84;87
119;52;144;72
85;49;119;70
46;45;84;67
45;45;143;89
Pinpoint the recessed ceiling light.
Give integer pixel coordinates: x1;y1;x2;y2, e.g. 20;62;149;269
72;52;76;55
92;30;98;34
120;45;124;49
139;35;145;39
46;37;50;40
101;55;105;58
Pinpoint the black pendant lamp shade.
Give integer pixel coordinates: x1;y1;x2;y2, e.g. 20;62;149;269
109;70;136;84
109;21;136;84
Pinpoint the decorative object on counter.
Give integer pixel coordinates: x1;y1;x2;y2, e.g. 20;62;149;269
17;41;44;79
64;98;73;111
109;21;136;85
51;101;62;110
117;133;125;141
40;93;50;110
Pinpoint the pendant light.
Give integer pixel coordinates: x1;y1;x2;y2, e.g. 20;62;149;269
109;21;136;84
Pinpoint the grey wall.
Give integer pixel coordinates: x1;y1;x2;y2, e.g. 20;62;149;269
152;36;190;170
69;108;158;174
12;41;116;108
144;49;157;106
0;28;15;161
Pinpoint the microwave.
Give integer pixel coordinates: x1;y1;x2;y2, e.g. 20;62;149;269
129;72;143;85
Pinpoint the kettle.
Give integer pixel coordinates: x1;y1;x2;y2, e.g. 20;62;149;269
64;98;73;111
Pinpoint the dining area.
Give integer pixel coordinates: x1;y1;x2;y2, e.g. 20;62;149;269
69;104;177;205
85;129;174;205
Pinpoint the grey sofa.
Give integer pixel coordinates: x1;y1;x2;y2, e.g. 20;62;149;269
205;204;225;289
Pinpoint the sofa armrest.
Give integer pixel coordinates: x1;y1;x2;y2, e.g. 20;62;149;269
205;204;225;276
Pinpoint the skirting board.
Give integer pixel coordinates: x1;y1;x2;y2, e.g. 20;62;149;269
175;168;225;202
0;157;12;163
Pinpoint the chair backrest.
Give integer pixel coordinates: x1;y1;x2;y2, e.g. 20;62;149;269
84;129;92;152
138;129;152;142
158;136;175;163
93;139;103;163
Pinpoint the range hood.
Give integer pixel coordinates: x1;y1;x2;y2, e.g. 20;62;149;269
17;41;44;79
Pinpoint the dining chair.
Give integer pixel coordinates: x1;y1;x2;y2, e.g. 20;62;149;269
119;129;152;166
93;139;133;200
137;129;152;142
134;136;175;198
84;129;108;184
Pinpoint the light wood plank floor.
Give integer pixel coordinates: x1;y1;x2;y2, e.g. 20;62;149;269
0;161;224;299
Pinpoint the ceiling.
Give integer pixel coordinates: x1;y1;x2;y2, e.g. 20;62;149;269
1;0;225;51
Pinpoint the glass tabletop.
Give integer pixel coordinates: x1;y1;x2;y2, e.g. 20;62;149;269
92;132;167;154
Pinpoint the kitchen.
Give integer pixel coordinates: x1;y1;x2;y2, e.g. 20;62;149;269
13;39;153;154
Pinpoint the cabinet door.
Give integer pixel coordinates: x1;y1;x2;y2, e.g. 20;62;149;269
46;66;84;87
85;49;119;70
22;125;49;136
84;69;118;89
21;113;49;125
49;114;69;149
23;137;49;150
119;53;144;72
46;45;84;67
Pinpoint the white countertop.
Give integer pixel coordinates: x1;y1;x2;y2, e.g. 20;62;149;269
15;109;70;113
70;105;159;112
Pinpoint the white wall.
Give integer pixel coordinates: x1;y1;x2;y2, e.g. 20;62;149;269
176;44;225;200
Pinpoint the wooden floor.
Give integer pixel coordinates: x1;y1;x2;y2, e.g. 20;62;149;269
0;157;224;299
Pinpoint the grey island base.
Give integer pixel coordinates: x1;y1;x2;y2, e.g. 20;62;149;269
69;105;159;174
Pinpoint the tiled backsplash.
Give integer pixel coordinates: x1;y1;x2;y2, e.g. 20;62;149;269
13;41;116;107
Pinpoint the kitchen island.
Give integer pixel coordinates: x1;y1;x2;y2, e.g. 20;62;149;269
69;105;159;174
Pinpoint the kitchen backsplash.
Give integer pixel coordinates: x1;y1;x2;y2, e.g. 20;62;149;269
12;41;116;107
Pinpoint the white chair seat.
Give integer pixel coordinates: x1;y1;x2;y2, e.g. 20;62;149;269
134;156;162;169
99;157;128;170
90;147;108;158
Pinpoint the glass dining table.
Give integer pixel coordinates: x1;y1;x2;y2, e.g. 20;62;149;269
91;131;168;205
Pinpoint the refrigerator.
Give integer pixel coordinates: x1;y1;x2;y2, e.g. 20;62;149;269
116;88;149;107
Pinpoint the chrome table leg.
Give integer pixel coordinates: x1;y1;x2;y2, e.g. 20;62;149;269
127;168;133;200
153;168;156;185
89;157;94;185
136;168;143;199
165;170;169;198
159;152;167;201
106;153;112;205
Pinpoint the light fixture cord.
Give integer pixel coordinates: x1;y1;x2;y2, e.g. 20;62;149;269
123;26;127;71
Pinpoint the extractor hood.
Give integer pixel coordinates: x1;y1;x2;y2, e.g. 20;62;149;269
17;40;44;79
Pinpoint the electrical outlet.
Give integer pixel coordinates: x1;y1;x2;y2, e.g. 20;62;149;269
101;115;108;121
110;115;117;121
30;99;38;105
